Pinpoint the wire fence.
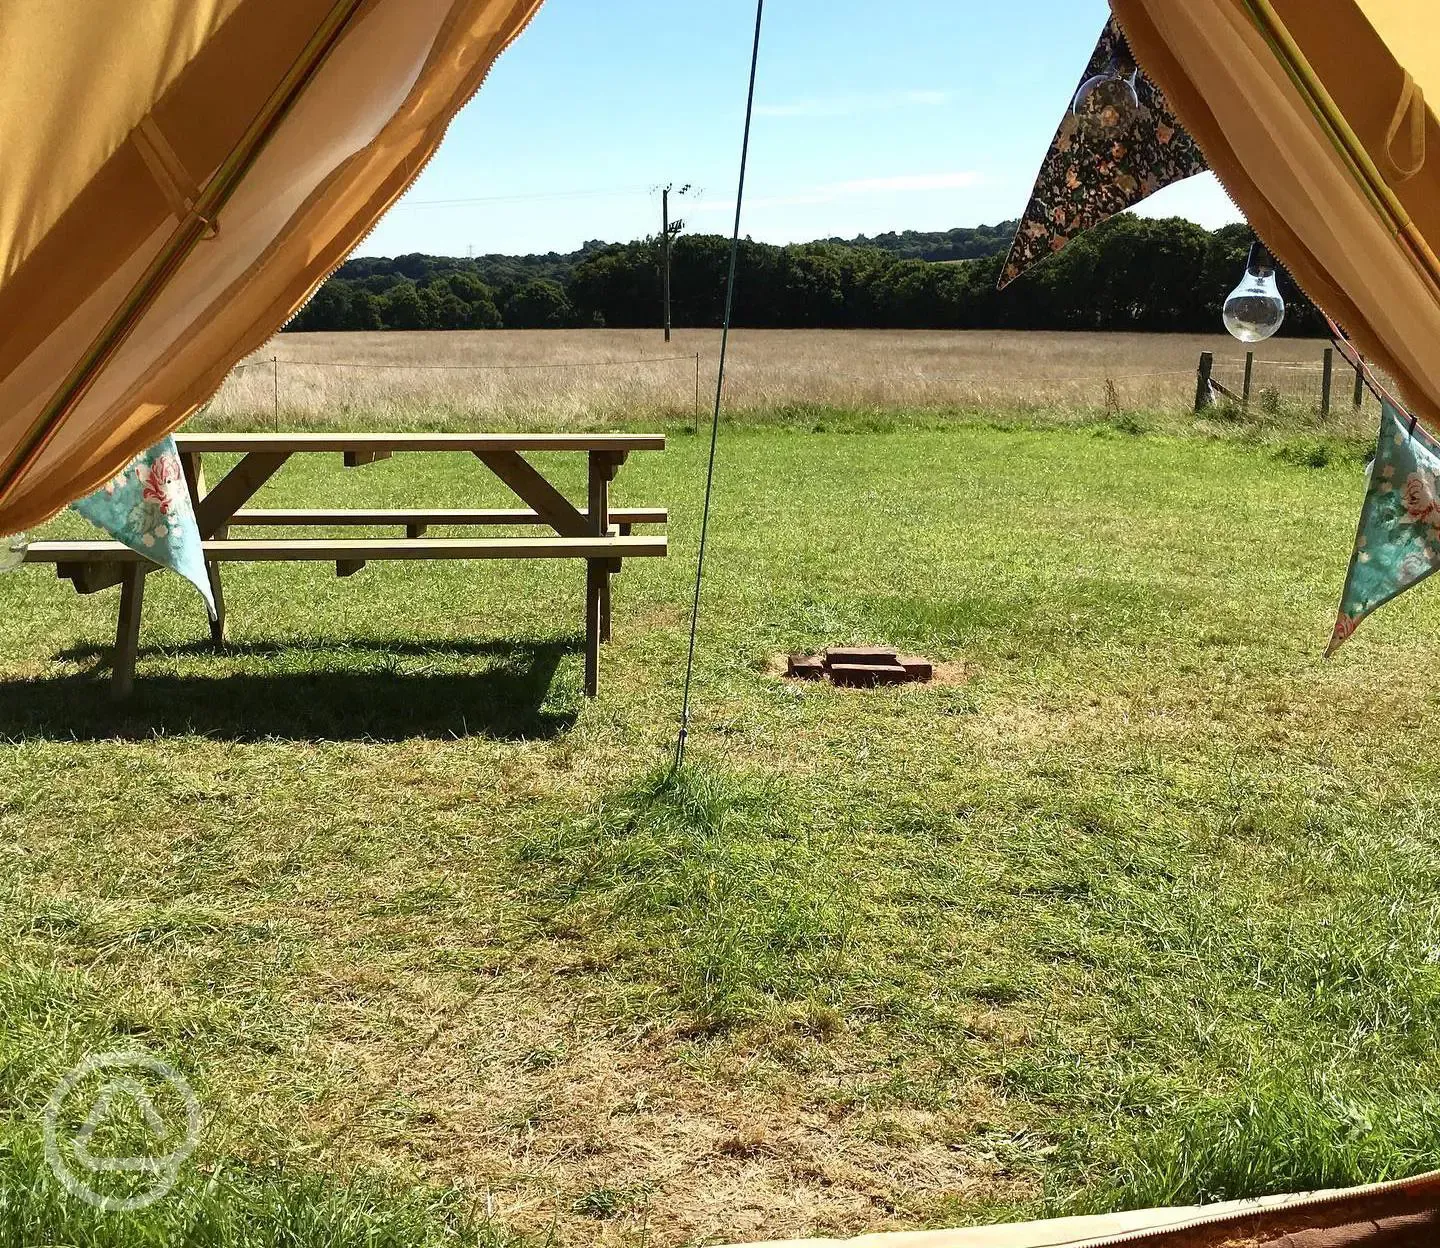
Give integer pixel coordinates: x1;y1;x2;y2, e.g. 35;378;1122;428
1203;346;1390;425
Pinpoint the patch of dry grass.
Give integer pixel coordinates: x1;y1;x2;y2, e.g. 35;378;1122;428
205;329;1362;433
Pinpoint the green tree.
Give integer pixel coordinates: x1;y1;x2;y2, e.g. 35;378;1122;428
775;246;846;327
381;280;429;330
290;282;352;331
348;288;382;331
440;272;503;328
569;245;657;328
465;295;503;329
281;219;1328;337
504;279;573;329
420;286;471;330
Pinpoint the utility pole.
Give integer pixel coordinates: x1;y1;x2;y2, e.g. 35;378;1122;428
662;186;672;342
658;183;692;342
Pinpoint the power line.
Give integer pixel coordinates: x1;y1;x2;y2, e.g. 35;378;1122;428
394;185;650;210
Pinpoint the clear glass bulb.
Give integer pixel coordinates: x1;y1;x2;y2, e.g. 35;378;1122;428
1071;55;1140;131
1223;242;1286;342
0;531;28;573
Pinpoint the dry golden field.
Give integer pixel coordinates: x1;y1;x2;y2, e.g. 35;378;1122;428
206;328;1357;431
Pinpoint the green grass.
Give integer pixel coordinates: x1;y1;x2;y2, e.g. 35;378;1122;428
3;414;1439;1245
0;1136;528;1248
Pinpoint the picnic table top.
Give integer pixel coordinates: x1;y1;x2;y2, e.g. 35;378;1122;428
174;432;666;453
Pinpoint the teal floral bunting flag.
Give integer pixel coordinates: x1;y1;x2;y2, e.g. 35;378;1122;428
999;16;1209;290
71;435;216;618
1329;402;1440;654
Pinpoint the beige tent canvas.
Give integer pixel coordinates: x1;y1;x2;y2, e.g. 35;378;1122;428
0;0;540;535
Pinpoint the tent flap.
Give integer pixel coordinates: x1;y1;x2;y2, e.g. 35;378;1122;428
0;0;543;534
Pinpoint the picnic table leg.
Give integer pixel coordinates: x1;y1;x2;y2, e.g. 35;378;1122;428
589;452;620;648
112;563;146;700
205;562;227;646
586;451;618;692
181;451;228;646
584;560;603;698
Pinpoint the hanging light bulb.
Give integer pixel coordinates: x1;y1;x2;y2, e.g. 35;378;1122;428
1071;48;1141;131
1223;242;1287;342
0;531;28;573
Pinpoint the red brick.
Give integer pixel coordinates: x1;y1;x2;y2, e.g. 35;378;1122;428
829;663;910;687
899;656;934;681
787;654;825;679
825;646;900;668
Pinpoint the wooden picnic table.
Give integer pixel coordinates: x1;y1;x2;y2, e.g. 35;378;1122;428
25;431;668;700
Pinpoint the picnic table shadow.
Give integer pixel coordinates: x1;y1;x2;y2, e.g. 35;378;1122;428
0;636;581;742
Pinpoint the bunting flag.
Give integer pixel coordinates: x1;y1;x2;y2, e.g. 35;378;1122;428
71;436;216;619
999;17;1209;290
1328;402;1440;655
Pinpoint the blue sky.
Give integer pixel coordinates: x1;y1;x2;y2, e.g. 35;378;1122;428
358;0;1241;258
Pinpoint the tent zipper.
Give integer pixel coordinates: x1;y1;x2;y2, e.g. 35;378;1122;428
1080;1171;1440;1248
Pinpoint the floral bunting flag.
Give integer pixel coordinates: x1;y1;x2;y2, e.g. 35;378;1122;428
1328;402;1440;655
999;17;1210;290
71;435;216;618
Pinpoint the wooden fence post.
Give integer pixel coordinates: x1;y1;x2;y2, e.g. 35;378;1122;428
1320;347;1334;417
1194;351;1214;412
1242;351;1254;408
1353;362;1366;409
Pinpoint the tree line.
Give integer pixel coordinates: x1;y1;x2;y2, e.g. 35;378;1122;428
287;215;1325;336
819;221;1022;262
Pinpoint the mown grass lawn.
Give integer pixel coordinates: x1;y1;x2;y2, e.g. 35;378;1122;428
3;417;1440;1246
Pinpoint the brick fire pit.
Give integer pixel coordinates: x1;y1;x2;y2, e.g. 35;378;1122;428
787;646;933;687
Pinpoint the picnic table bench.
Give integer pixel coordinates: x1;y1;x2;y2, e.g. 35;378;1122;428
24;432;667;700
